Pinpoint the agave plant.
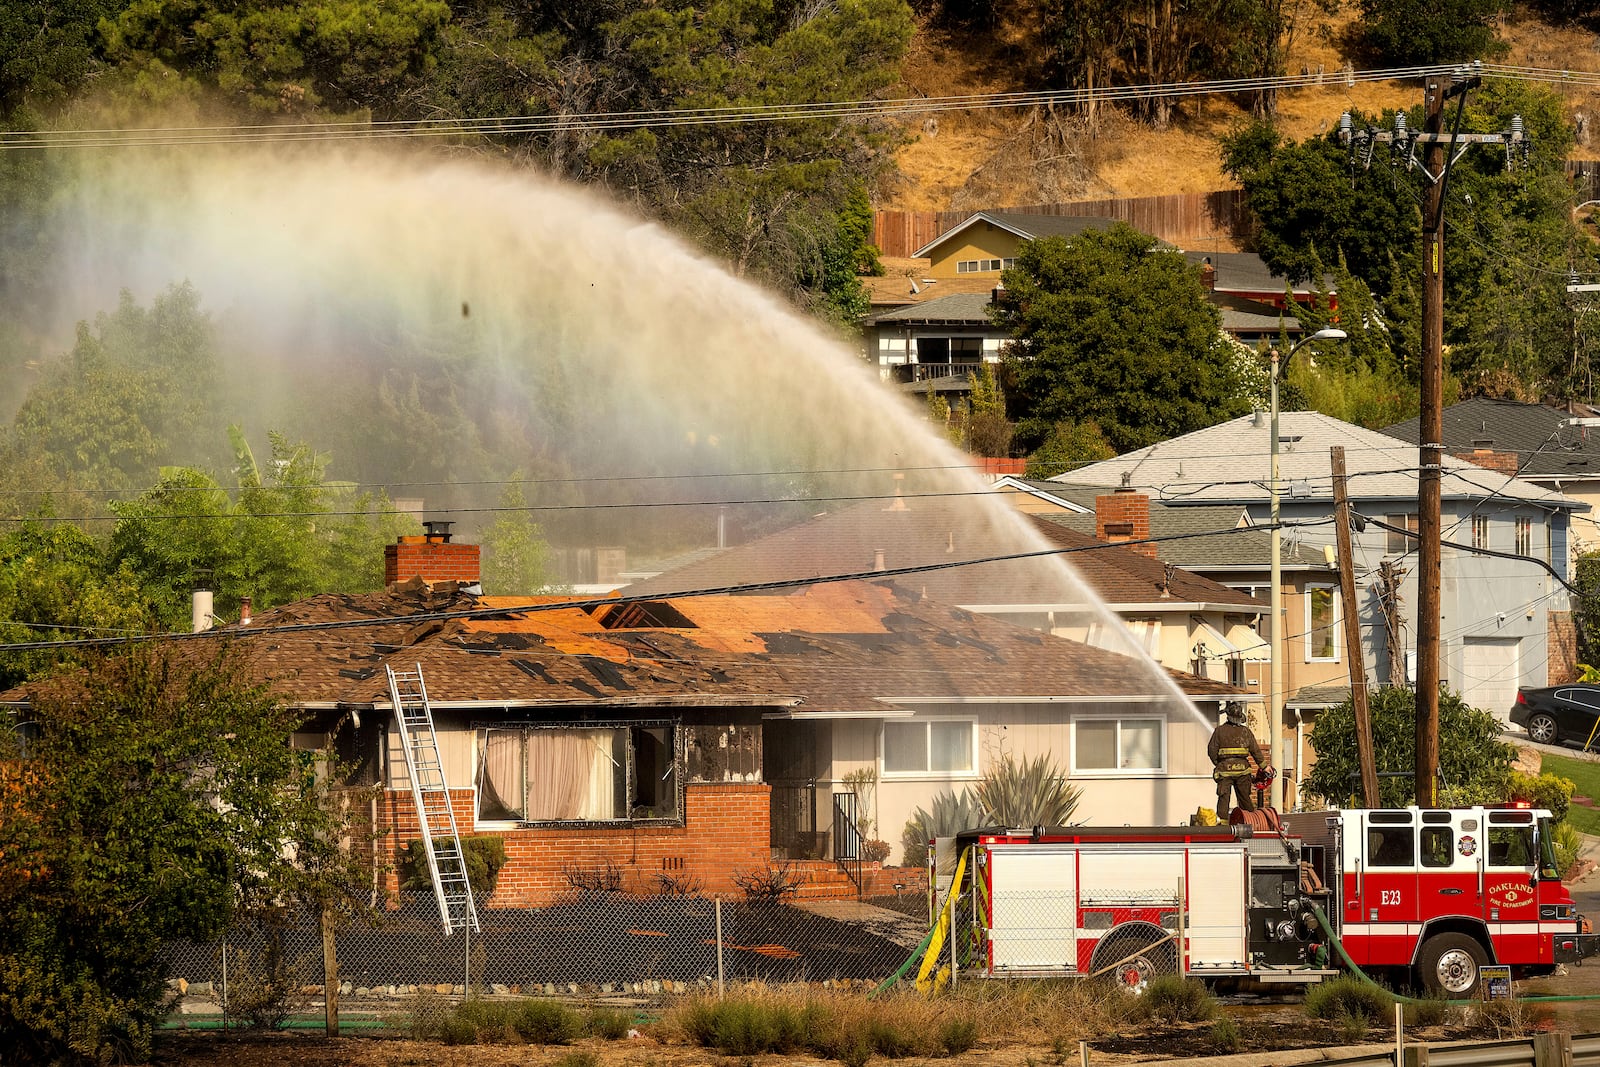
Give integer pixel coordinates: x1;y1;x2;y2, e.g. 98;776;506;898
900;788;985;868
973;754;1081;829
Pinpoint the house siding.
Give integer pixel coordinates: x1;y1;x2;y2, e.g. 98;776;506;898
822;703;1215;864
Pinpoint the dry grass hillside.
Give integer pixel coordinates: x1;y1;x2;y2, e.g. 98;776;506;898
882;5;1600;211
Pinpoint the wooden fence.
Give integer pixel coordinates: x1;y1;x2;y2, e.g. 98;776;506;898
873;189;1252;258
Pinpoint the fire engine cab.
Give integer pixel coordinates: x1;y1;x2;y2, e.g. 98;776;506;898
950;805;1598;997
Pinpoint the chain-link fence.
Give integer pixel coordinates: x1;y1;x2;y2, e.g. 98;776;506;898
165;888;931;1026
958;885;1187;987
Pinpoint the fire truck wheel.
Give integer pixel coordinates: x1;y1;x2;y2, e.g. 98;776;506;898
1525;713;1559;745
1418;933;1488;998
1089;923;1177;993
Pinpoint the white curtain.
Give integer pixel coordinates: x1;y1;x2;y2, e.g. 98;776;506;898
525;729;617;820
479;730;525;821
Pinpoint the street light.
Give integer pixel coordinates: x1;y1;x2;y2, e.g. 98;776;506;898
1268;327;1346;810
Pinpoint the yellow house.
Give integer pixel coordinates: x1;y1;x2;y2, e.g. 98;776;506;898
913;212;1167;279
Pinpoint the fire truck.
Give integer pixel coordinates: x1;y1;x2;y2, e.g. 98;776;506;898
947;804;1599;997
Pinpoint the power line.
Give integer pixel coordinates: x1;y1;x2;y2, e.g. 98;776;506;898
0;65;1461;152
0;517;1331;653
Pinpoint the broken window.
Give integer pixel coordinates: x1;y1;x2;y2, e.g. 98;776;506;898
476;724;680;824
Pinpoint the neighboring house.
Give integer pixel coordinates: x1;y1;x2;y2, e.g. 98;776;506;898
1383;397;1600;558
1061;411;1587;736
1;529;1250;894
863;213;1336;390
868;292;1006;396
993;476;1342;806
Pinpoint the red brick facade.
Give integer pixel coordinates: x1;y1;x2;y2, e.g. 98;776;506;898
1095;490;1157;558
385;538;481;586
1548;610;1578;685
381;783;771;906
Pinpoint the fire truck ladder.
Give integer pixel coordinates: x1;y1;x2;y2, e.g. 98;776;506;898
387;663;479;936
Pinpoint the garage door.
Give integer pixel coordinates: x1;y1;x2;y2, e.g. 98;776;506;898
1461;637;1521;723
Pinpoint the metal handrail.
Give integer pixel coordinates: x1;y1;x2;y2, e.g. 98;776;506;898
832;791;865;900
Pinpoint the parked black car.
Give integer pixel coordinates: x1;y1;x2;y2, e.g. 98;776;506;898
1510;684;1600;748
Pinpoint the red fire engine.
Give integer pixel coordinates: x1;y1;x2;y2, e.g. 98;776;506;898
950;804;1598;997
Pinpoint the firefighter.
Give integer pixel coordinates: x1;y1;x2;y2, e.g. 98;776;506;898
1209;702;1271;815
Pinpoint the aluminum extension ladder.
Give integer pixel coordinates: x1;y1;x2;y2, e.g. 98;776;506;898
386;663;479;935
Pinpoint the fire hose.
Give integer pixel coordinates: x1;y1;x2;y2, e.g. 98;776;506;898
1308;902;1600;1004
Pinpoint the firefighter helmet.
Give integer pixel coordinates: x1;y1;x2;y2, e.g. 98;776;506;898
1225;702;1247;724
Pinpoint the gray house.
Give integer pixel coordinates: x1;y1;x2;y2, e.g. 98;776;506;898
1060;411;1587;727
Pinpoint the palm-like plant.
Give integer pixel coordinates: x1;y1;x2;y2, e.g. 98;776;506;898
901;788;985;868
973;754;1081;829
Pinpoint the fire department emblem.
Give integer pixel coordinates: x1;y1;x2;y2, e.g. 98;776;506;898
1458;835;1476;857
1487;880;1530;908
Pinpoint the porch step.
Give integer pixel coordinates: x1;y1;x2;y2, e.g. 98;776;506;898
776;861;928;901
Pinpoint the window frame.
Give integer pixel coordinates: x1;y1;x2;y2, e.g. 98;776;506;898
1070;715;1168;776
879;717;980;779
1472;515;1489;551
473;720;684;828
1385;513;1419;554
1515;516;1533;558
1305;584;1339;662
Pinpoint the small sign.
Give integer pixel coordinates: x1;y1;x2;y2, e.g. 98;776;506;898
1479;964;1512;1000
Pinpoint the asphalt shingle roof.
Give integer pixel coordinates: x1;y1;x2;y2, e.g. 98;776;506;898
1060;411;1581;508
872;292;996;324
1;580;1242;712
623;498;1266;610
1383;398;1600;482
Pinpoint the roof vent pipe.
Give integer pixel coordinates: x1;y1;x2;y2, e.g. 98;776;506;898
192;589;214;634
873;548;886;571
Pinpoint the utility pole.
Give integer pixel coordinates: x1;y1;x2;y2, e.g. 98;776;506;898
1417;75;1446;810
1339;66;1525;808
1331;447;1380;807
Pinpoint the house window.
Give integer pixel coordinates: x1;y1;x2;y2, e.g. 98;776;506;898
955;258;1004;273
951;338;983;363
1386;514;1419;553
1306;585;1338;661
1472;515;1489;550
882;719;976;775
477;724;679;824
1516;517;1532;557
1073;717;1165;773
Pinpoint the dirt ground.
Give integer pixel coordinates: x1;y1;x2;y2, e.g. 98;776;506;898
883;6;1598;211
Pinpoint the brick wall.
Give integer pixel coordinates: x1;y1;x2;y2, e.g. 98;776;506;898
1095;491;1156;558
381;783;771;907
1549;610;1578;685
385;539;481;586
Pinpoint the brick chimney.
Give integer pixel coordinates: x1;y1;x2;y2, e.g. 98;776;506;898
1199;258;1217;291
385;520;481;588
1452;443;1521;476
1095;486;1157;558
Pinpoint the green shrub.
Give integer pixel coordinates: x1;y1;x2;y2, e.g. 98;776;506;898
439;1013;479;1045
902;790;984;869
1336;1009;1373;1042
681;997;805;1055
938;1017;979;1055
1304;976;1394;1021
454;999;517;1042
1507;771;1575;823
1138;976;1215;1023
868;1017;918;1057
399;835;508;897
839;1032;873;1067
1405;994;1450;1028
1209;1016;1241;1052
513;998;582;1044
586;1005;632;1040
